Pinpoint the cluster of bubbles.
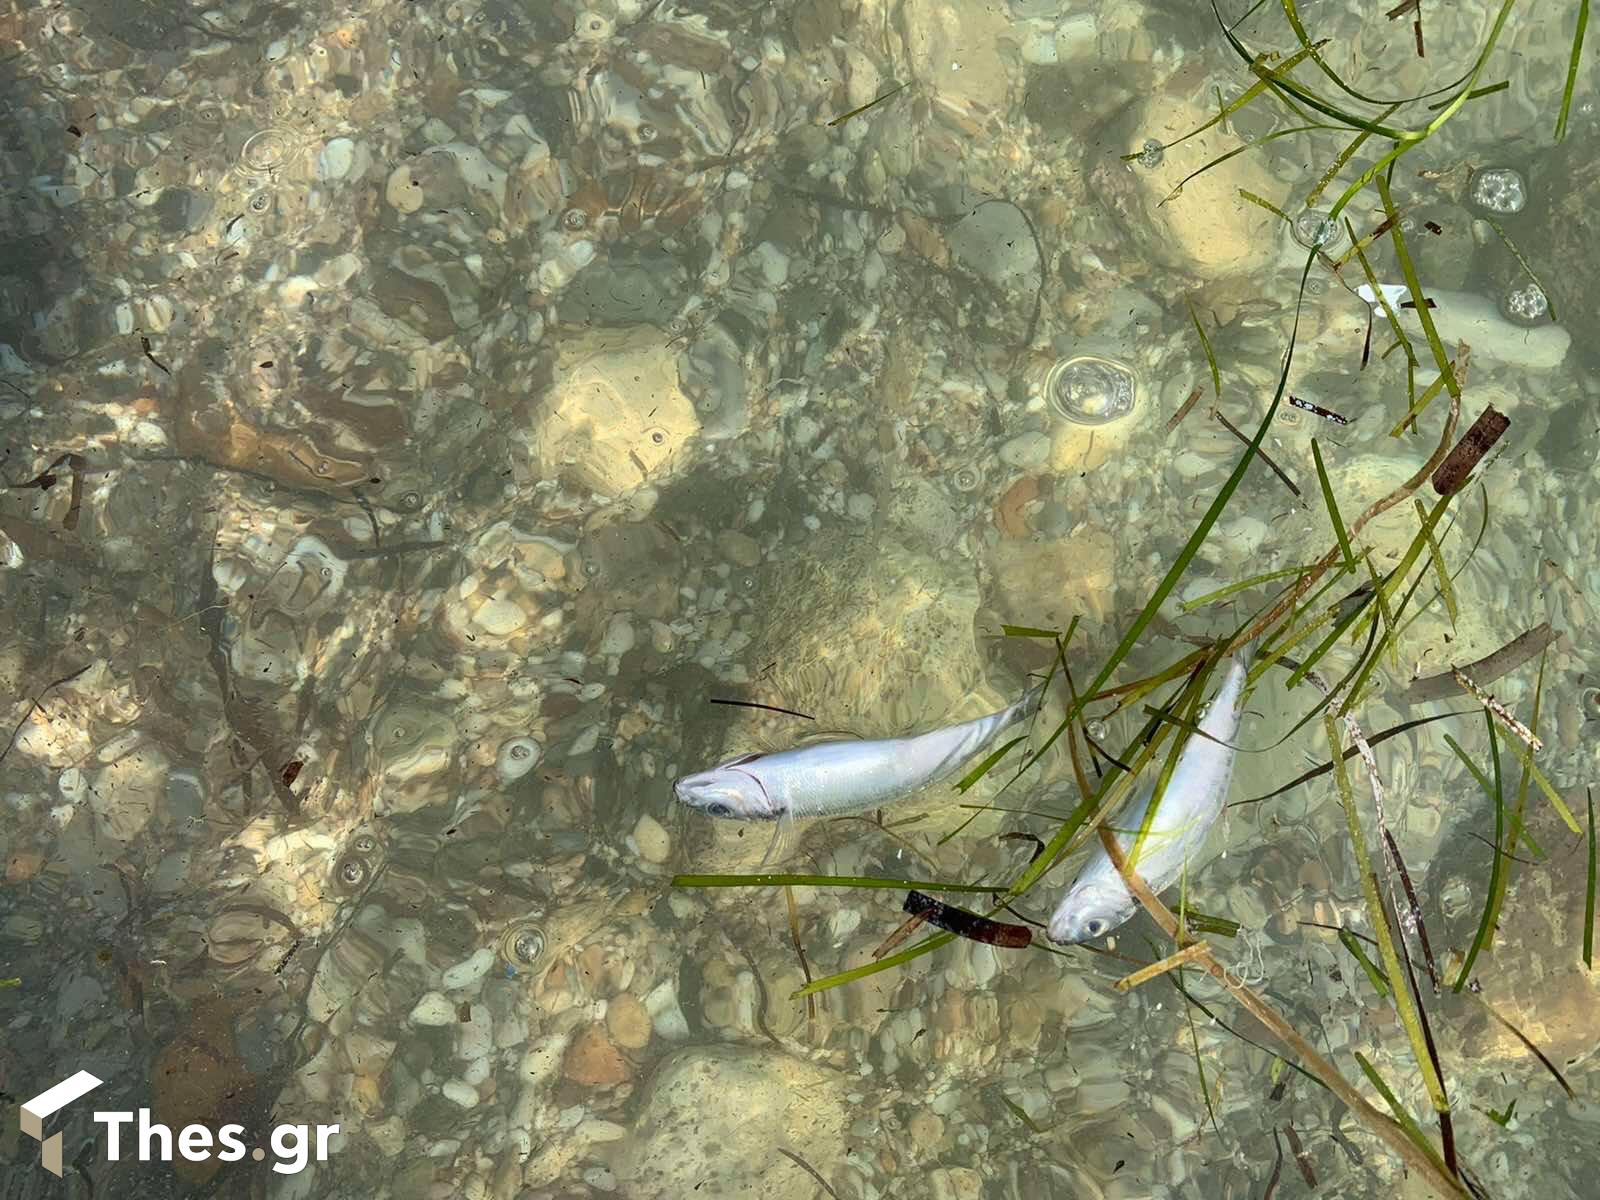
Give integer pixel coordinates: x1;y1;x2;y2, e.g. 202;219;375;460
1291;209;1345;253
1469;166;1527;215
1135;138;1165;169
1498;281;1550;327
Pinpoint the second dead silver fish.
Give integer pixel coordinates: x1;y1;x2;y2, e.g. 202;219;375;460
673;682;1042;823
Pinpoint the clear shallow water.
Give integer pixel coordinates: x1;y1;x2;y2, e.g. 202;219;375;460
0;1;1597;1197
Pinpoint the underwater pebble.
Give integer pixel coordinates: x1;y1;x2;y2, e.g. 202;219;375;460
583;1167;619;1191
717;529;761;567
999;431;1051;468
496;737;542;784
644;979;691;1040
385;163;424;213
606;992;653;1049
1225;883;1268;930
1171;449;1214;480
317;137;357;181
632;813;671;864
441;1079;479;1109
1401;289;1569;371
442;947;496;991
929;1166;982;1200
599;614;635;656
1220;515;1269;558
410;992;456;1026
564;1023;632;1087
908;1110;945;1152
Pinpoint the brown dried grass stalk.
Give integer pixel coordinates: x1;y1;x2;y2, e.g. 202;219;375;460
1096;826;1469;1200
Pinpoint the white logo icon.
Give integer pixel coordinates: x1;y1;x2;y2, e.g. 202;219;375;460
21;1070;104;1177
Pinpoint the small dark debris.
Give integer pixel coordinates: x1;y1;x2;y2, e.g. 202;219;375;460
1432;405;1509;495
903;891;1031;949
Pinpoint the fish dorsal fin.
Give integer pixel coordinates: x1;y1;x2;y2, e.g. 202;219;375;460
720;751;765;767
789;727;867;749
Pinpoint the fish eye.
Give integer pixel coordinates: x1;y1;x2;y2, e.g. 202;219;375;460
1085;918;1106;938
705;801;733;818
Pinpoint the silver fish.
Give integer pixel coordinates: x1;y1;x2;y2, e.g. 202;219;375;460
1046;654;1249;944
673;683;1042;823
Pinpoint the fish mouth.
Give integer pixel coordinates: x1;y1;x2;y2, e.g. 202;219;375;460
1044;919;1082;946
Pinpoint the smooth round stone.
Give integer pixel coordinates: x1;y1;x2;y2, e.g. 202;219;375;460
474;597;528;637
716;529;761;567
999;431;1051;468
632;814;671;864
599;615;635;656
318;137;356;181
606;993;653;1049
410;992;456;1026
441;947;495;991
386;163;424;213
441;1079;479;1109
949;201;1039;293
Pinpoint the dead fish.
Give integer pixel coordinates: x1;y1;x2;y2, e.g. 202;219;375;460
1046;653;1249;944
673;682;1043;842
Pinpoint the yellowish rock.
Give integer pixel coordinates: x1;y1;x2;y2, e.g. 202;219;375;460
532;325;699;496
619;1047;850;1200
563;1022;633;1087
1122;96;1286;280
606;992;653;1050
93;744;169;842
1049;409;1139;474
986;528;1117;627
898;0;1011;117
631;813;671;865
385;163;424;214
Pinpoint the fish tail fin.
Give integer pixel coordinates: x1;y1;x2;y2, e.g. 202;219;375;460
1012;679;1047;721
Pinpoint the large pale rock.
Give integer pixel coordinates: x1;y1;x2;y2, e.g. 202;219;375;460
756;531;988;731
93;743;169;842
898;0;1012;117
985;526;1118;627
1100;96;1286;281
616;1046;849;1200
532;325;699;496
1397;289;1569;372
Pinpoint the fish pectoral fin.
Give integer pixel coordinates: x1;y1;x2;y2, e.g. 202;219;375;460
758;809;800;869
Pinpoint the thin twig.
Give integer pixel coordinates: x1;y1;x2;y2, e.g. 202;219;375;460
777;1148;841;1199
1115;941;1210;991
1400;622;1560;703
1452;668;1542;751
1216;410;1302;498
783;885;816;1022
